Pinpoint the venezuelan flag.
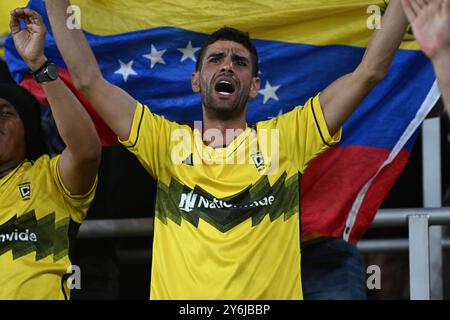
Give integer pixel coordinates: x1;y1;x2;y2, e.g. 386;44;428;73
4;0;438;242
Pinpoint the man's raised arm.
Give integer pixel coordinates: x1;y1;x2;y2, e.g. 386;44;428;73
10;8;100;195
319;0;408;136
45;0;137;141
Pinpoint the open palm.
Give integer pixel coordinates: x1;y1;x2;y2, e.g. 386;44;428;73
402;0;450;59
10;8;46;68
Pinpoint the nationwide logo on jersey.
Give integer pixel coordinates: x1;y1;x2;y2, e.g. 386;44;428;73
18;182;31;200
0;210;69;261
178;190;275;213
0;228;37;243
156;172;299;232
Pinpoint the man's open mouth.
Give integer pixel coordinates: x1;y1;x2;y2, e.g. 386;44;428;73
214;80;235;96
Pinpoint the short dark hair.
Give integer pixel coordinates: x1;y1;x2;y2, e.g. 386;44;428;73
196;27;259;77
0;84;48;160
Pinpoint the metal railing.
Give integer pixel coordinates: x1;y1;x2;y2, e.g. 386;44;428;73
77;207;450;300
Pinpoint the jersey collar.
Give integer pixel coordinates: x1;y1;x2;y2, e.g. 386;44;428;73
193;125;253;160
0;160;27;188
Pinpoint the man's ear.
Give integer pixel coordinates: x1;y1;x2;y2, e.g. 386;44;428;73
249;77;261;98
192;72;200;93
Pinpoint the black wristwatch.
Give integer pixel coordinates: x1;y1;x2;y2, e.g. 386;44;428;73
31;61;59;83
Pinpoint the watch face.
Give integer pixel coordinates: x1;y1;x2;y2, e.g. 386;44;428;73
47;64;59;80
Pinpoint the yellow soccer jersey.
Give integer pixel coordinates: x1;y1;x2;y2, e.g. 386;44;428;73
120;95;341;300
0;155;96;300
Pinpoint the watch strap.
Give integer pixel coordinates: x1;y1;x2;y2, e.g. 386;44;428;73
31;60;49;75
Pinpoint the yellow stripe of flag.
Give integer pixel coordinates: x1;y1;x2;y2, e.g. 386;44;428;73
71;0;418;50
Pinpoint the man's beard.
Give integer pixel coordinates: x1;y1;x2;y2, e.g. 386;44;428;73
201;80;250;119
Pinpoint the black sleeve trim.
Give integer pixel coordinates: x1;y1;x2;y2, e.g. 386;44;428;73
61;274;69;300
54;157;96;201
311;97;333;147
61;220;81;300
127;104;145;149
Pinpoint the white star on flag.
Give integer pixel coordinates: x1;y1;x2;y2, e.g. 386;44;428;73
177;41;200;62
114;59;138;82
259;80;281;104
143;44;166;68
269;109;284;119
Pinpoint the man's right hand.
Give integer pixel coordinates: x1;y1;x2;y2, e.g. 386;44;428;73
401;0;450;60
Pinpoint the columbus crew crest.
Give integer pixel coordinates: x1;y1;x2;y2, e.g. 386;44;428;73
18;183;31;200
251;152;265;170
